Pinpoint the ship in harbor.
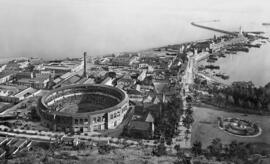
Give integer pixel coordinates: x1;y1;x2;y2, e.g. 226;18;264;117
262;23;270;26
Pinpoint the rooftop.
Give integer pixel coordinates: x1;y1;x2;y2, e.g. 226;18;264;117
17;76;49;84
0;84;28;96
0;71;14;78
61;74;82;86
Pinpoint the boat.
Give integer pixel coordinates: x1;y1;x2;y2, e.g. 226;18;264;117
262;23;270;26
208;55;218;60
245;43;261;48
218;52;226;58
205;65;220;70
215;73;229;80
207;58;216;63
227;47;249;53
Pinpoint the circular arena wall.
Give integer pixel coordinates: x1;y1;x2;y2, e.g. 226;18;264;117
38;84;129;133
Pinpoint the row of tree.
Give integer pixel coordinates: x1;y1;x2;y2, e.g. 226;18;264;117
155;96;183;143
191;138;267;163
197;80;270;112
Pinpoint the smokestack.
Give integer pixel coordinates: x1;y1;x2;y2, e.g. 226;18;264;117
83;52;87;77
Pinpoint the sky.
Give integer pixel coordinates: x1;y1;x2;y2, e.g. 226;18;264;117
0;0;269;59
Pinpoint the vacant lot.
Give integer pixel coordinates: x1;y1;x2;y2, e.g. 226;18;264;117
191;105;270;148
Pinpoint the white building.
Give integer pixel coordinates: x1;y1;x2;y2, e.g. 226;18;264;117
101;77;114;86
137;70;147;81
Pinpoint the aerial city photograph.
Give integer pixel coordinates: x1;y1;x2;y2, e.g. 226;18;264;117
0;0;269;163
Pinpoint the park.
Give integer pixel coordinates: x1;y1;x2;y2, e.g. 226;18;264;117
191;105;270;149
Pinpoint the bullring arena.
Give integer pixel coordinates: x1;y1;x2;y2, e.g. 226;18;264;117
38;84;130;133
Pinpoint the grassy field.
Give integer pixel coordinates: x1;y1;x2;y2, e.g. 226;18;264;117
191;105;270;149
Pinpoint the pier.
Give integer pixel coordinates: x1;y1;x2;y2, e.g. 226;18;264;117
191;22;238;36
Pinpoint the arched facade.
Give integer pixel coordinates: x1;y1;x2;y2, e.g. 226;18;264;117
38;84;129;133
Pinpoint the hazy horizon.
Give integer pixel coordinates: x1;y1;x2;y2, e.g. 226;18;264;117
0;0;269;59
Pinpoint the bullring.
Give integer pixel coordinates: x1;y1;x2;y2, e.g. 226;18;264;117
38;84;129;133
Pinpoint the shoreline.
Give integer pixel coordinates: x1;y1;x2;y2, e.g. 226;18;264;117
196;40;270;87
0;56;29;64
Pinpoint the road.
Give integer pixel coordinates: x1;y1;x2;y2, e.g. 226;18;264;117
0;90;49;116
173;49;215;148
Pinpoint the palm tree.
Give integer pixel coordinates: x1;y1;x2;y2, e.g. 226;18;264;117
228;140;238;158
174;144;181;152
236;142;249;160
192;141;202;156
182;115;194;129
185;107;193;115
208;138;222;157
153;143;167;156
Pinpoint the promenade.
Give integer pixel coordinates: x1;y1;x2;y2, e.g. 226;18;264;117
172;49;217;148
172;53;195;148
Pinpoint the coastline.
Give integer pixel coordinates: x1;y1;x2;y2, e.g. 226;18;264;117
196;39;270;87
0;57;28;64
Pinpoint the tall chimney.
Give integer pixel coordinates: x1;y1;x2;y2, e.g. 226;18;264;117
83;52;87;77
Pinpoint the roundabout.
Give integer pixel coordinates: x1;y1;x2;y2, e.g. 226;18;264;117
218;117;262;137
